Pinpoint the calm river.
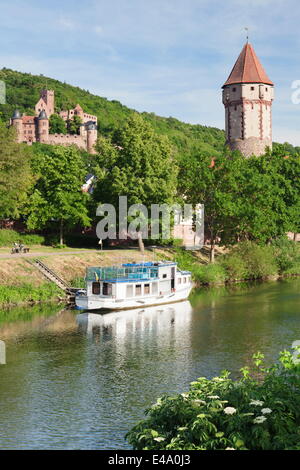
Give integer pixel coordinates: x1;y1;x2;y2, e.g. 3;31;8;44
0;279;300;449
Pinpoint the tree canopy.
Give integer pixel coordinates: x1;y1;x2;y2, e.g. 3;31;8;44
26;145;91;244
0;122;32;219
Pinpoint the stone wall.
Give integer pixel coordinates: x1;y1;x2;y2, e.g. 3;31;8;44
47;133;87;149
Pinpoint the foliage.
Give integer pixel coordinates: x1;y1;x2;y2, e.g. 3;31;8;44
271;236;300;273
67;115;82;135
0;229;45;246
92;114;178;240
0;282;61;306
231;242;278;279
219;254;248;281
0;122;33;218
49;113;67;134
127;346;300;450
25;145;91;244
193;264;226;285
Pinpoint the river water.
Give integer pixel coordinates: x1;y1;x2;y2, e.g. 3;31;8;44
0;279;300;450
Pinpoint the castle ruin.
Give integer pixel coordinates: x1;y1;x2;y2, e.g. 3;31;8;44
11;89;98;154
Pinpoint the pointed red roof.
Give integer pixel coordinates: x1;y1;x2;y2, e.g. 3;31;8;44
223;43;273;87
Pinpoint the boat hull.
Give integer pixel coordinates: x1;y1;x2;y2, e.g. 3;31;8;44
75;285;193;312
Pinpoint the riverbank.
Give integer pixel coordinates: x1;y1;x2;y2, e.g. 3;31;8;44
0;239;299;308
0;248;158;308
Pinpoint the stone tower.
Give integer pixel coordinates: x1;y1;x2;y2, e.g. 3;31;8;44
35;89;55;117
222;43;274;157
11;110;23;143
37;110;49;143
86;123;97;154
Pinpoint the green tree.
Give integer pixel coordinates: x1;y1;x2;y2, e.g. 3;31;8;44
92;114;178;248
0;122;33;218
49;114;67;134
179;151;245;262
26;145;90;245
67;115;82;135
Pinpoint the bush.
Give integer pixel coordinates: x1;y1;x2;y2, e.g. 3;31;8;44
0;282;61;306
0;229;45;247
271;236;300;274
127;347;300;450
220;254;248;281
229;242;278;279
193;264;226;285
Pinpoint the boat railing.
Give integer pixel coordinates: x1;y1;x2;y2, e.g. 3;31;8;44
86;265;159;282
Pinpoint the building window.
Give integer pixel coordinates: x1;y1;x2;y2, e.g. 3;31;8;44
178;278;182;284
135;284;142;296
183;277;187;283
152;282;158;294
103;283;112;296
144;284;150;294
92;282;101;295
265;87;268;91
163;274;167;279
234;106;237;111
232;87;236;92
251;86;255;91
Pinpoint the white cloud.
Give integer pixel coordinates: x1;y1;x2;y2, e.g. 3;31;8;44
57;16;77;31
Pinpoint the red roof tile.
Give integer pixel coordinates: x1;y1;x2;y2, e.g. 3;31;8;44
223;43;273;87
22;116;35;123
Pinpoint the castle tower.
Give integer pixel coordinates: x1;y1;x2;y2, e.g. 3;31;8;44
222;43;274;157
37;110;49;143
11;110;23;143
35;90;55;117
86;123;97;154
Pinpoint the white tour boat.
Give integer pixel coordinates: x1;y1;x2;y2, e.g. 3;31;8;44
75;261;193;311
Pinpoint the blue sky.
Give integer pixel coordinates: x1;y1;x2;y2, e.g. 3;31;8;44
1;0;300;144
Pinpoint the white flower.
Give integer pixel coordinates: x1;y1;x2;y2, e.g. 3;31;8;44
224;407;237;415
253;416;267;424
193;399;206;405
212;377;225;382
261;408;272;414
225;447;236;450
181;393;188;398
207;395;220;399
249;400;264;406
154;437;165;442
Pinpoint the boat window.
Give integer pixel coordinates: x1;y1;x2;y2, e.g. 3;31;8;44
126;285;133;298
103;283;112;296
92;282;101;295
135;284;142;296
144;284;150;294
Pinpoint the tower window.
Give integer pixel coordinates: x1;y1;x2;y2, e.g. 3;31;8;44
251;86;255;91
232;87;236;92
265;87;268;91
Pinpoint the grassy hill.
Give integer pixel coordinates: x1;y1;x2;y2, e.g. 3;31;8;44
0;68;226;158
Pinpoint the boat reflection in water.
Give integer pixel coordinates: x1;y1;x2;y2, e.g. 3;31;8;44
76;300;193;342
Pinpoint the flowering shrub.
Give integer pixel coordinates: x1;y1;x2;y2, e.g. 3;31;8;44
126;346;300;450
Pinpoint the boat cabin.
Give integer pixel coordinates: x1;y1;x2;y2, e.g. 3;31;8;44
85;261;191;300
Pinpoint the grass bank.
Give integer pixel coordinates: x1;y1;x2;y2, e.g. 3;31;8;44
162;237;300;286
0;249;157;307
